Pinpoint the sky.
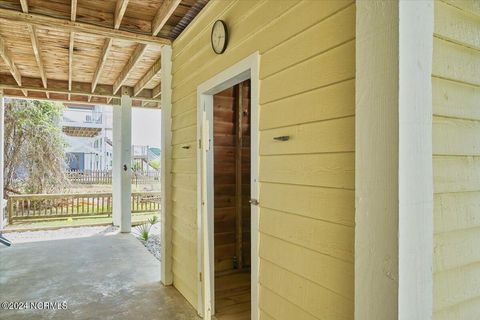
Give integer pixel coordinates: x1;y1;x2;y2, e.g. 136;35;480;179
131;108;162;148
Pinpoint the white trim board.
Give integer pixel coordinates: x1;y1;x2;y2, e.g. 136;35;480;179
196;52;260;320
355;1;433;319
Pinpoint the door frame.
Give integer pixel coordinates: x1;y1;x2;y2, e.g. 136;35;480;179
196;52;260;320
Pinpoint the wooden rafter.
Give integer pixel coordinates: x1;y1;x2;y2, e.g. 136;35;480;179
152;0;181;36
114;0;129;29
71;0;77;22
0;36;26;96
28;25;47;90
152;83;161;99
68;1;76;94
91;38;113;93
19;0;28;13
0;74;161;103
0;8;171;46
112;44;148;94
91;0;129;94
133;57;161;96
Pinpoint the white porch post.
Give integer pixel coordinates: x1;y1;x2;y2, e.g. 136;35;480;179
355;1;433;319
0;91;4;229
160;45;173;285
112;87;132;233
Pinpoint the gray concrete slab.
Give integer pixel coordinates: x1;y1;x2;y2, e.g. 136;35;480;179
0;233;199;320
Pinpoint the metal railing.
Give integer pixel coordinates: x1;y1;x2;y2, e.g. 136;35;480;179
7;191;161;223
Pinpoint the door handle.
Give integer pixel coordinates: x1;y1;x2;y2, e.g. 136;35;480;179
249;199;259;206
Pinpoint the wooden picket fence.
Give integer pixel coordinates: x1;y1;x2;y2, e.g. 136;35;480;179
7;191;161;223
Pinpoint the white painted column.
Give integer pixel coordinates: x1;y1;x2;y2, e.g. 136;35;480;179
0;91;4;229
355;1;433;319
112;87;132;233
160;45;173;285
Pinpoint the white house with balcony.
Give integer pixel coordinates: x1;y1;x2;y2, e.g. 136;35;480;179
62;104;113;172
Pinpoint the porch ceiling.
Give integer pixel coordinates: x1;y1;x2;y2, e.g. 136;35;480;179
0;0;208;108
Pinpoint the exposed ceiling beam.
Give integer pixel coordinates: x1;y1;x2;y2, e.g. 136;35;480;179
91;38;113;93
152;83;161;99
0;36;26;96
0;74;161;103
68;1;76;93
112;43;148;94
18;0;43;97
133;57;161;96
0;8;171;46
68;32;74;91
19;0;28;13
152;0;181;36
114;0;129;29
71;0;77;22
28;25;47;89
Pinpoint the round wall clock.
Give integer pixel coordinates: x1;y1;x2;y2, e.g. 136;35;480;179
211;20;228;54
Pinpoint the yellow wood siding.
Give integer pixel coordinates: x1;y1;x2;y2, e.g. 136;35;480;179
170;0;355;318
433;1;480;319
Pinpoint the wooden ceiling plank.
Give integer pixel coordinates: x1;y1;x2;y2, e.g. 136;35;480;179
114;0;129;29
0;8;171;46
152;0;181;36
133;57;161;96
112;43;148;94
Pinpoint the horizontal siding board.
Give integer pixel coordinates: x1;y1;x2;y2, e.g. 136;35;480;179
260;116;354;155
432;77;480;120
433;296;480;320
260;232;353;299
260;40;355;105
434;192;480;233
172;92;196;117
433;116;480;156
259;153;354;189
260;79;355;130
434;262;480;311
432;37;480;87
442;0;480;17
172;108;197;131
260;3;355;78
260;182;354;226
260;259;353;320
259;285;318;320
259;207;354;263
433;156;480;193
434;227;480;273
435;1;480;50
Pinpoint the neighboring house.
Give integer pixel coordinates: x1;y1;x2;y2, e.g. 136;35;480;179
62;104;113;172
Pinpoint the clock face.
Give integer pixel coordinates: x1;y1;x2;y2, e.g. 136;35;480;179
211;20;228;54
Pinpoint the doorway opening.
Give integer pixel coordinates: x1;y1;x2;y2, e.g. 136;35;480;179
212;80;251;319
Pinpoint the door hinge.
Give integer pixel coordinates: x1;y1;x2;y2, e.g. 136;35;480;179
199;272;202;282
198;139;202;149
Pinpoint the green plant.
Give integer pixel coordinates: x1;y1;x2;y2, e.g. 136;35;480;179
148;215;158;226
135;223;151;241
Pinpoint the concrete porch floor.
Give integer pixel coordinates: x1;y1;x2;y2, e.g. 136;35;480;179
0;233;199;319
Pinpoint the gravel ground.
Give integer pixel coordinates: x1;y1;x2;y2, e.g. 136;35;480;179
133;222;161;261
3;225;120;244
